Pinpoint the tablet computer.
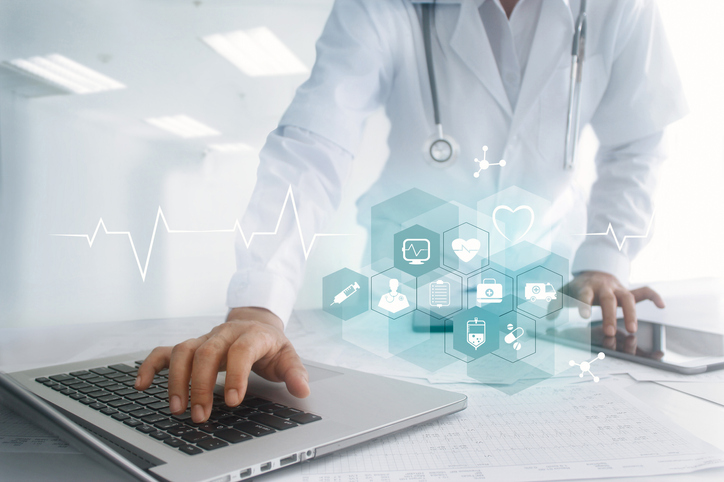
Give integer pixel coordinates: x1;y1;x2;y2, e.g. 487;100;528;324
550;318;724;374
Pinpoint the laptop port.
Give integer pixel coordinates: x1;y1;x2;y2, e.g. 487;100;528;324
239;469;251;479
280;454;298;466
260;462;272;472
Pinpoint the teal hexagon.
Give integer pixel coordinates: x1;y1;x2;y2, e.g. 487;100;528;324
323;268;369;321
394;225;440;277
451;307;500;359
416;269;463;320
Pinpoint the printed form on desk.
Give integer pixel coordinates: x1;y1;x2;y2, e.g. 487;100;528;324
267;381;724;482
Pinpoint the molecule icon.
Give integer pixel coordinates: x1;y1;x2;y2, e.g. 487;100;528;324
569;352;605;382
473;146;506;178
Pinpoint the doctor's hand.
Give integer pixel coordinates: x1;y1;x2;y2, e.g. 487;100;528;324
135;307;310;424
566;271;665;336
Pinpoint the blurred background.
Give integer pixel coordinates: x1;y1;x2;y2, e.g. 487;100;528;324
0;0;721;328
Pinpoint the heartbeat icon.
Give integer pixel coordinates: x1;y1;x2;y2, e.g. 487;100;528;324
52;186;351;281
575;212;655;251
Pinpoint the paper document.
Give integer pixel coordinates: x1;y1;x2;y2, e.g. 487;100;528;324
267;381;724;482
0;404;78;454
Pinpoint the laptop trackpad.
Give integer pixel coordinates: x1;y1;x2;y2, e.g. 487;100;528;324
305;365;343;383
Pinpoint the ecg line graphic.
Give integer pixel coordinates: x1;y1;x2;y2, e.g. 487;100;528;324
403;245;429;257
52;185;350;281
575;212;655;251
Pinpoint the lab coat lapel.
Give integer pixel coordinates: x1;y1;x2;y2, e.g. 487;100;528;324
448;0;513;117
509;0;573;136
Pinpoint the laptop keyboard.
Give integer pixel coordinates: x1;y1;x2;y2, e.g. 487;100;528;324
34;361;321;456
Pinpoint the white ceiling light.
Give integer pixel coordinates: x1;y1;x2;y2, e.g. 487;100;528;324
202;27;308;77
4;54;125;94
207;143;255;153
145;115;221;138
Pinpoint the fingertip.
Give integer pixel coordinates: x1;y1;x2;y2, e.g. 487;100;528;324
579;306;591;319
286;369;310;398
604;323;616;337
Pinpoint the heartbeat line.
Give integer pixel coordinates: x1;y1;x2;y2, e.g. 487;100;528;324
52;186;351;281
403;245;430;257
575;212;655;251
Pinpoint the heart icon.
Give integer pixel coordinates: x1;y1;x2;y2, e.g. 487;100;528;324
451;238;481;263
492;205;535;242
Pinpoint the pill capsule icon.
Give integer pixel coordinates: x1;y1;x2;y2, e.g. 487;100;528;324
504;327;525;351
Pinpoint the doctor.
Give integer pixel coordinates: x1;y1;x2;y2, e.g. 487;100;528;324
137;0;686;423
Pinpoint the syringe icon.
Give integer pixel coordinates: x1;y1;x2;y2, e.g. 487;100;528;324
331;282;361;305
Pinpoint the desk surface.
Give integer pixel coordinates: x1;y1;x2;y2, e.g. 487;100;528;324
1;312;723;482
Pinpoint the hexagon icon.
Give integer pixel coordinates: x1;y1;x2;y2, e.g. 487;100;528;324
416;269;463;320
323;268;369;321
443;223;489;274
451;307;500;359
394;225;440;277
371;268;416;319
516;266;564;319
466;268;514;316
492;311;536;363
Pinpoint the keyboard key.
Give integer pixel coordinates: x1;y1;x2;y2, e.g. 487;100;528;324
172;411;192;422
148;401;168;410
154;420;179;430
76;373;96;380
158;369;169;376
69;382;91;390
249;414;297;430
178;444;203;455
197;438;228;451
164;438;185;448
35;377;50;384
134;360;145;366
100;408;118;416
90;367;116;376
119;404;144;413
136;397;160;406
70;370;91;377
136;425;156;434
112;413;130;421
145;387;165;396
129;409;155;419
99;394;121;403
225;407;258;417
168;426;195;437
274;408;302;419
89;402;106;410
158;408;173;416
78;386;100;394
259;403;289;413
290;413;322;424
122;380;137;387
60;388;75;396
109;364;137;374
233;422;275;437
125;392;148;401
124;419;142;427
141;414;167;424
105;372;127;380
86;376;107;385
150;431;170;441
60;378;81;386
42;380;57;387
217;415;244;425
70;393;85;400
197;423;226;434
214;428;252;444
51;384;66;391
108;399;132;408
116;388;137;396
49;374;74;382
181;431;210;443
88;390;111;399
114;375;136;384
96;380;118;388
103;384;127;392
79;398;94;405
242;398;271;408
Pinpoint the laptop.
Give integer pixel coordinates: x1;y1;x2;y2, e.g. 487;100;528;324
0;351;467;482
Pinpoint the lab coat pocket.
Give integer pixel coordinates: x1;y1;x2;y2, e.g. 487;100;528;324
537;54;607;165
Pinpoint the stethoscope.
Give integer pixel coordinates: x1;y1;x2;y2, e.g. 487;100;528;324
421;0;588;170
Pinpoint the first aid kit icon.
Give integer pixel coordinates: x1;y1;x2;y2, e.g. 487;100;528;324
477;278;503;304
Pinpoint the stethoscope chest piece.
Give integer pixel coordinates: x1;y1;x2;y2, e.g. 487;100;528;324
423;129;459;166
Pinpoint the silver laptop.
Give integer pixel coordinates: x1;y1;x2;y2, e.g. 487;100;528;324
1;351;466;482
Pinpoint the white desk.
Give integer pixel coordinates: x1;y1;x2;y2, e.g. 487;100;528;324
1;311;723;482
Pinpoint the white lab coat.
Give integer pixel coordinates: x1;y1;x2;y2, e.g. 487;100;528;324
228;0;687;324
